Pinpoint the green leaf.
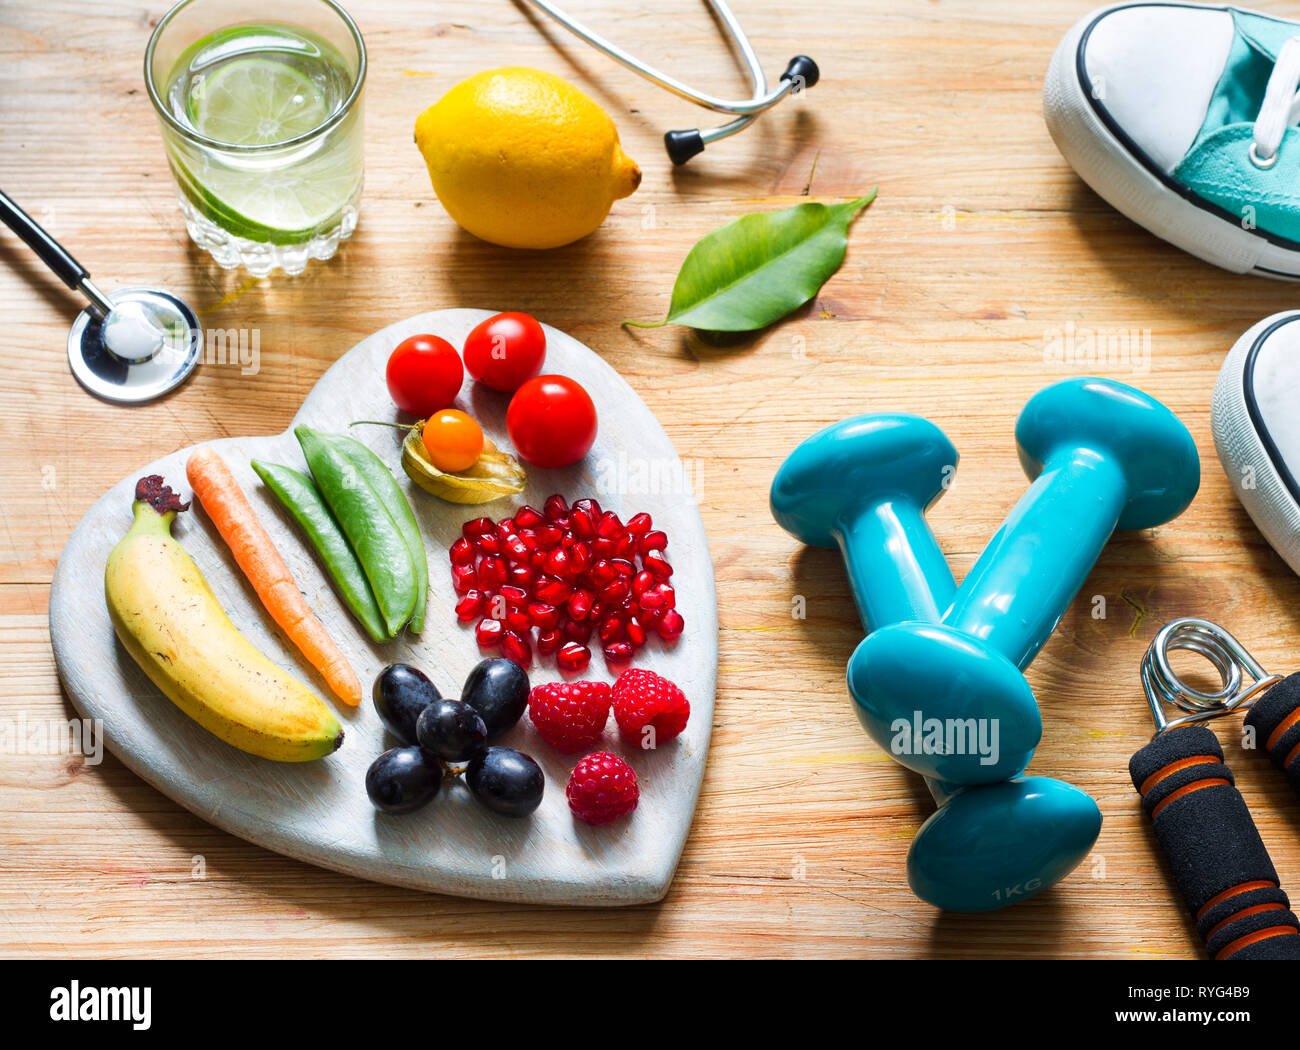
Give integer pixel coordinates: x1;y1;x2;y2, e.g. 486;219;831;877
626;191;876;332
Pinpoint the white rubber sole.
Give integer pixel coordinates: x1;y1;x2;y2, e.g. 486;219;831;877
1043;4;1300;280
1212;311;1300;575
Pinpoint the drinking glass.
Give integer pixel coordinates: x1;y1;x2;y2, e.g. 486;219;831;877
145;0;366;276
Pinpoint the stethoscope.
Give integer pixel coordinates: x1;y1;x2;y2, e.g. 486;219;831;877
0;187;202;403
519;0;819;164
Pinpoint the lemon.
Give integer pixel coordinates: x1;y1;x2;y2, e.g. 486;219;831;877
414;67;641;250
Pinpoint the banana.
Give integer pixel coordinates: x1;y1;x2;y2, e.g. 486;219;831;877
105;475;343;762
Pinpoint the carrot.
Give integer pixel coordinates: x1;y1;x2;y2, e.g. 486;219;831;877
186;446;362;708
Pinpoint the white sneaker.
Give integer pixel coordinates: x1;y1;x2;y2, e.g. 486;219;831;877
1045;2;1300;278
1213;311;1300;571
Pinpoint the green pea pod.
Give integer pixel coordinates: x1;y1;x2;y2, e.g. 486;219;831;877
294;425;417;636
325;433;429;635
251;459;391;644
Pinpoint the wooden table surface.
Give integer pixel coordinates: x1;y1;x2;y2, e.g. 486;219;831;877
4;0;1300;960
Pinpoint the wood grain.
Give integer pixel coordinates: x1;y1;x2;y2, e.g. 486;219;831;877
4;0;1300;958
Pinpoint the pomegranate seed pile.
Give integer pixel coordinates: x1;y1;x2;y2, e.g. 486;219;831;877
449;495;683;671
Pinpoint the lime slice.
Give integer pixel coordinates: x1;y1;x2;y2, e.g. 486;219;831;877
189;56;332;146
171;149;361;245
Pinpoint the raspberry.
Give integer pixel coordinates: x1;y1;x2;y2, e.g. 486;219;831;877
528;680;611;753
612;668;690;748
566;752;639;825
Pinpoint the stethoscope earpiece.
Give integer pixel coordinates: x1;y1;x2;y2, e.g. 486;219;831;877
782;55;820;91
664;130;705;166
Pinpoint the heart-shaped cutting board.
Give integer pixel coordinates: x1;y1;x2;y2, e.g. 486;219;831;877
49;309;716;906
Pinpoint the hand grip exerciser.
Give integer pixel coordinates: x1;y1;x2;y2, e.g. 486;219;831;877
771;377;1200;912
1132;618;1300;959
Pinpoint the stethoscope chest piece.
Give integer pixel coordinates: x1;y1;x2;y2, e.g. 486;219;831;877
2;187;203;405
68;287;202;404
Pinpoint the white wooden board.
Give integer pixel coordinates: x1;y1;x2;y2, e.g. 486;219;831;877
49;309;717;906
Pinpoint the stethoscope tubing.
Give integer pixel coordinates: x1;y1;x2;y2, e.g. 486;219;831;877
520;0;792;117
0;186;115;316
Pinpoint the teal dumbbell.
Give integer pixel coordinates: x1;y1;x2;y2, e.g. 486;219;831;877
770;408;1089;911
771;378;1201;912
769;412;1041;783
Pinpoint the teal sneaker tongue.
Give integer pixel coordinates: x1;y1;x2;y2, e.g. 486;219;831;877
1200;10;1300;138
1233;9;1300;58
1172;11;1300;247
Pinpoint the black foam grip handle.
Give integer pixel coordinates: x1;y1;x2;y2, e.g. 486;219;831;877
1244;672;1300;793
1130;725;1300;960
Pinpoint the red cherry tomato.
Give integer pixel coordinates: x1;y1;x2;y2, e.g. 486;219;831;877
386;334;464;416
506;375;598;469
463;312;547;393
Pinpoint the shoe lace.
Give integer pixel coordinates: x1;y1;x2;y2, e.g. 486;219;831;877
1252;36;1300;168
